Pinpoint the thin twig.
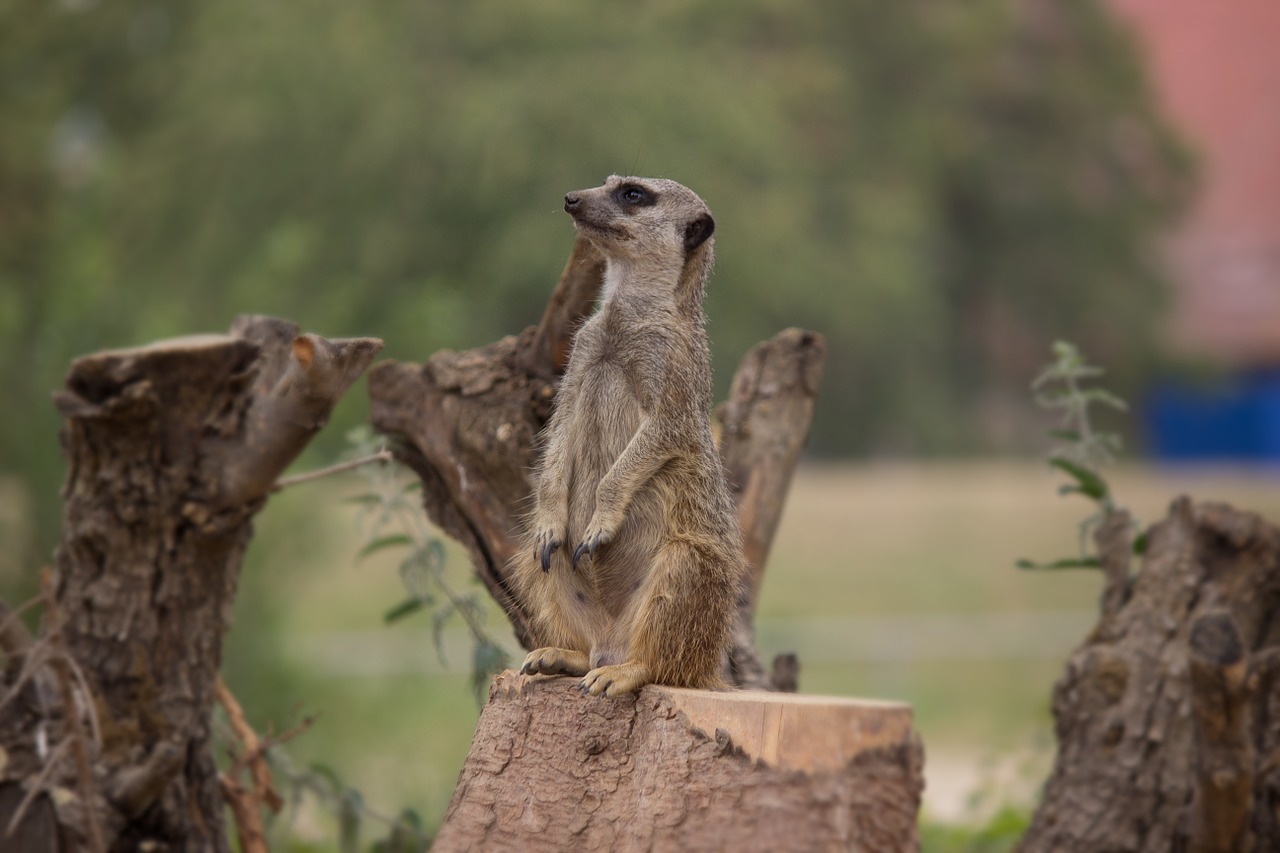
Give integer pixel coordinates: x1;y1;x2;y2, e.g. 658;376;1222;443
220;773;269;853
63;654;103;751
41;568;106;853
6;737;70;838
272;449;394;492
0;641;51;713
215;676;284;813
228;715;316;781
0;596;43;658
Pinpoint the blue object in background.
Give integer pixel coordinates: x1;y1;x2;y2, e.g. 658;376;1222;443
1146;370;1280;461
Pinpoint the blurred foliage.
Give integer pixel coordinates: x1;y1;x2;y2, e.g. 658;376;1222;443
345;427;510;706
921;806;1030;853
1;0;1191;573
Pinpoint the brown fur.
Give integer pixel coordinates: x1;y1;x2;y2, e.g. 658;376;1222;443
513;176;745;697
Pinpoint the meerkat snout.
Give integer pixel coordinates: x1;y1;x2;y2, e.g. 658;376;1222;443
564;193;581;212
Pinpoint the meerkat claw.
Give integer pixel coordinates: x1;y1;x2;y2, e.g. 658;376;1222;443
572;537;604;568
540;538;560;572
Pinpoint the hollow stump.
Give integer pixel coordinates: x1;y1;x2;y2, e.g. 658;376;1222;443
434;672;924;852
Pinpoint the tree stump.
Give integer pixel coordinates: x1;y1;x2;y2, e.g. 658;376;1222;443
434;672;923;852
0;317;381;851
1020;498;1280;852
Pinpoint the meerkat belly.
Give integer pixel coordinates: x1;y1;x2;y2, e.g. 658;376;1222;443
557;361;669;663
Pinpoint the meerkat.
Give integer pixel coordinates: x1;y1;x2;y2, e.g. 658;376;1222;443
512;175;745;698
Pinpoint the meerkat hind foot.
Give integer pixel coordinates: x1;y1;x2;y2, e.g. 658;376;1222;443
579;662;651;698
520;647;590;678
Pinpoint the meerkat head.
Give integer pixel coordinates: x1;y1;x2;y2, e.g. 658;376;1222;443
563;175;715;268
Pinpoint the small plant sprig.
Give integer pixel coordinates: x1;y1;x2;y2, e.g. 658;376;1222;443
264;748;432;852
345;427;511;705
1018;341;1133;570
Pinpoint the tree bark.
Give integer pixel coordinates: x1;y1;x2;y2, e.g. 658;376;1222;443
718;328;826;690
1019;498;1280;852
434;672;923;852
368;241;826;688
0;317;380;851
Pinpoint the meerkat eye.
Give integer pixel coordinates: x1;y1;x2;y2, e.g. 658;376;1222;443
615;185;653;207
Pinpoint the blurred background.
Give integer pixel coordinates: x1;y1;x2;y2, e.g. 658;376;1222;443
2;0;1278;847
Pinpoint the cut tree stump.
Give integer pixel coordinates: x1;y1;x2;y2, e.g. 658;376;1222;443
0;316;381;851
1019;498;1280;852
434;672;924;852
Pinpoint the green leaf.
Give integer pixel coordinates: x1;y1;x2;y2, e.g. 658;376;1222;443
431;603;456;667
358;534;413;561
1132;531;1148;556
1046;428;1081;442
472;641;511;706
383;597;425;624
421;537;446;573
402;479;423;493
1016;556;1103;570
304;763;343;797
1081;388;1129;410
342;493;383;506
1048;457;1109;501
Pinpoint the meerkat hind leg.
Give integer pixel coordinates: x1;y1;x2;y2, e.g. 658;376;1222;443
520;647;591;678
579;662;652;697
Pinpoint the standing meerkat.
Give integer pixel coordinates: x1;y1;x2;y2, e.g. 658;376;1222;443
513;175;745;697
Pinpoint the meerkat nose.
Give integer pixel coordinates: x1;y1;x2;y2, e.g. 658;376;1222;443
564;193;581;212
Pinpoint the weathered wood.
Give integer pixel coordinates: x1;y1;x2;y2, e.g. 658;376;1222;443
1187;612;1254;853
718;328;826;690
1019;499;1280;852
369;240;827;688
435;672;923;852
0;317;380;850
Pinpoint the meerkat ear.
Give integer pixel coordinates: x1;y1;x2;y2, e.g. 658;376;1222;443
683;214;715;252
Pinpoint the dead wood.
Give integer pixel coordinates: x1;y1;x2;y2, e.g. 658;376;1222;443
0;316;380;851
368;239;826;688
434;672;923;852
1019;498;1280;852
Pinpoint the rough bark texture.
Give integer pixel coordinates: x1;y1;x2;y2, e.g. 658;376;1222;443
718;328;826;690
368;239;826;687
435;672;923;852
1019;498;1280;852
0;317;380;851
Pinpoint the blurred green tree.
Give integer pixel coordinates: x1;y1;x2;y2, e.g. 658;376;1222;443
0;0;1191;578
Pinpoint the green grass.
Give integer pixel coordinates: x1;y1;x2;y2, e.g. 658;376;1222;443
216;460;1280;846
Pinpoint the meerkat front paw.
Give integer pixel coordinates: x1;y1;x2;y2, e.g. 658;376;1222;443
520;647;590;677
533;527;566;572
531;508;568;571
578;662;651;697
572;517;618;568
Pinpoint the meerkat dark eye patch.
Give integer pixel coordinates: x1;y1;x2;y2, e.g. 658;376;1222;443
683;213;715;252
614;184;656;208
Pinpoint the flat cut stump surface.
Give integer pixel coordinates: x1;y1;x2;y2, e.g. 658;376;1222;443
435;672;923;852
